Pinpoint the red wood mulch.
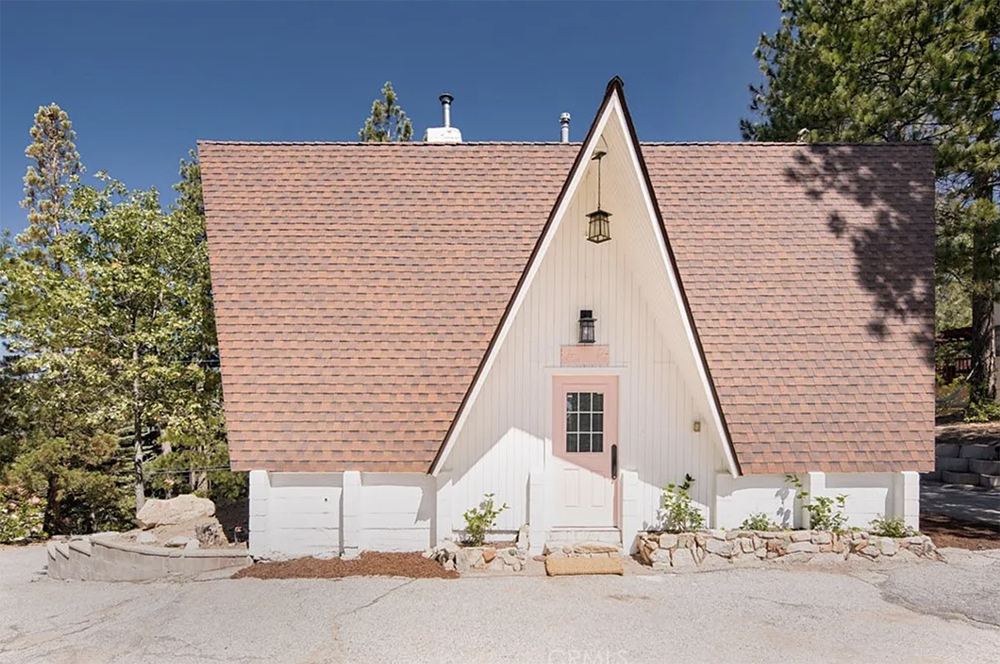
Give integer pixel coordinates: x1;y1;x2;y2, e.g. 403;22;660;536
232;551;458;580
921;512;1000;551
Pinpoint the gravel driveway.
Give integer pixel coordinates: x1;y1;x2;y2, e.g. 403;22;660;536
1;544;998;664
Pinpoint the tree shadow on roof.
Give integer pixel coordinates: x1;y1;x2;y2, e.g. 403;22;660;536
783;145;935;368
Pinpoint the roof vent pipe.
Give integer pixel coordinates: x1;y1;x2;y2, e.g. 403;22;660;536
560;113;571;143
426;93;462;143
440;93;454;128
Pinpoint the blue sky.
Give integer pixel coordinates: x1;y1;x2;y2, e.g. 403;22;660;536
1;1;780;235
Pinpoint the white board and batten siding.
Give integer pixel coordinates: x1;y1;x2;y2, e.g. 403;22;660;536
441;106;729;537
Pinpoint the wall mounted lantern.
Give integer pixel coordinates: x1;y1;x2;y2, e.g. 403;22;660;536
579;309;596;344
586;150;611;244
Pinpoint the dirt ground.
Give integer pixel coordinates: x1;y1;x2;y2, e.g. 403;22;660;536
232;551;459;580
921;512;1000;550
935;419;1000;445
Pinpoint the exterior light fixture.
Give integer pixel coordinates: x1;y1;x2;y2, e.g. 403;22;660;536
579;309;596;344
587;150;611;244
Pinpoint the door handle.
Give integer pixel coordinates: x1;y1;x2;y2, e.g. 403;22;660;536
611;444;618;480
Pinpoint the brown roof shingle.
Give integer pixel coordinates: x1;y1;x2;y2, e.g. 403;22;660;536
200;140;935;474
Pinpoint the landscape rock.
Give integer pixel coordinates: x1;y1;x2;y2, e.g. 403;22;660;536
811;532;832;545
705;538;732;557
137;494;216;529
658;534;678;549
791;530;812;542
482;547;496;563
787;542;819;554
877;538;898;556
164;536;194;548
195;521;228;547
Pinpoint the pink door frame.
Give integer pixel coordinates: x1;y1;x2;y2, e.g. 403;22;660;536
552;374;620;527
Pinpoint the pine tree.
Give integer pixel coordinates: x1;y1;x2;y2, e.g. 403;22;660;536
20;104;83;248
359;81;414;142
743;0;999;406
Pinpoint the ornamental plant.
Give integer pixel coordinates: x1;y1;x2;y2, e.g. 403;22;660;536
740;512;781;531
462;493;508;547
0;486;46;544
785;475;848;532
869;515;917;538
659;474;705;532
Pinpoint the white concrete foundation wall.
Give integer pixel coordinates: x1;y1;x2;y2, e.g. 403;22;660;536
249;470;433;559
360;474;433;552
714;471;919;530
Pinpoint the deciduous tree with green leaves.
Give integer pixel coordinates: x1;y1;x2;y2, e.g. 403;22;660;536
743;0;1000;408
1;106;241;535
359;81;414;142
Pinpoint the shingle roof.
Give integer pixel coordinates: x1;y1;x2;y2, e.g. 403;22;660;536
200;140;935;474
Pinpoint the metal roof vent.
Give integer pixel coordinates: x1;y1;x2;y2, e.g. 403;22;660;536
426;93;462;143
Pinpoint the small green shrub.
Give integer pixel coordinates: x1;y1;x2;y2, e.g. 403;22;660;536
740;512;781;531
965;399;1000;423
462;493;508;546
659;474;705;532
0;486;46;544
785;474;848;532
869;515;917;538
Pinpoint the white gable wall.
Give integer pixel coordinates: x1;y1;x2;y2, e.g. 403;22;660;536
442;107;728;536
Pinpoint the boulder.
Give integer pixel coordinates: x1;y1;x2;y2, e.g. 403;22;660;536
137;495;215;529
787;542;819;554
790;530;812;542
658;533;678;549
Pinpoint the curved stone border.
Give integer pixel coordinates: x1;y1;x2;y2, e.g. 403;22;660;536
47;534;249;582
636;529;939;570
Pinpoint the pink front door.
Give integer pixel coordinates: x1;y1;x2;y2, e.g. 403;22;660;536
552;375;619;527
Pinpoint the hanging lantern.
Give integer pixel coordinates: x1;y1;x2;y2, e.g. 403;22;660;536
579;309;596;344
587;150;611;244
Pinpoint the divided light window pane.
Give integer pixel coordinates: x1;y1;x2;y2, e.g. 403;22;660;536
565;391;605;454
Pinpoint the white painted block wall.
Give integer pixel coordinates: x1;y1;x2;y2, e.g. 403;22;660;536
249;470;432;559
714;472;919;530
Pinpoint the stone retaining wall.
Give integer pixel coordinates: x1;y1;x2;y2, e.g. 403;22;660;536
47;534;249;582
636;530;938;570
425;540;528;573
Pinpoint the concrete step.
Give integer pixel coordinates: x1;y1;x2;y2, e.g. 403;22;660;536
941;470;983;486
959;444;998;460
68;538;92;557
935;443;961;458
547;527;621;545
969;459;1000;475
936;457;969;473
46;543;63;579
546;555;623;576
981;474;1000;490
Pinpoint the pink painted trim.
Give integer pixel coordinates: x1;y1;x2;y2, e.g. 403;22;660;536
559;345;610;367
